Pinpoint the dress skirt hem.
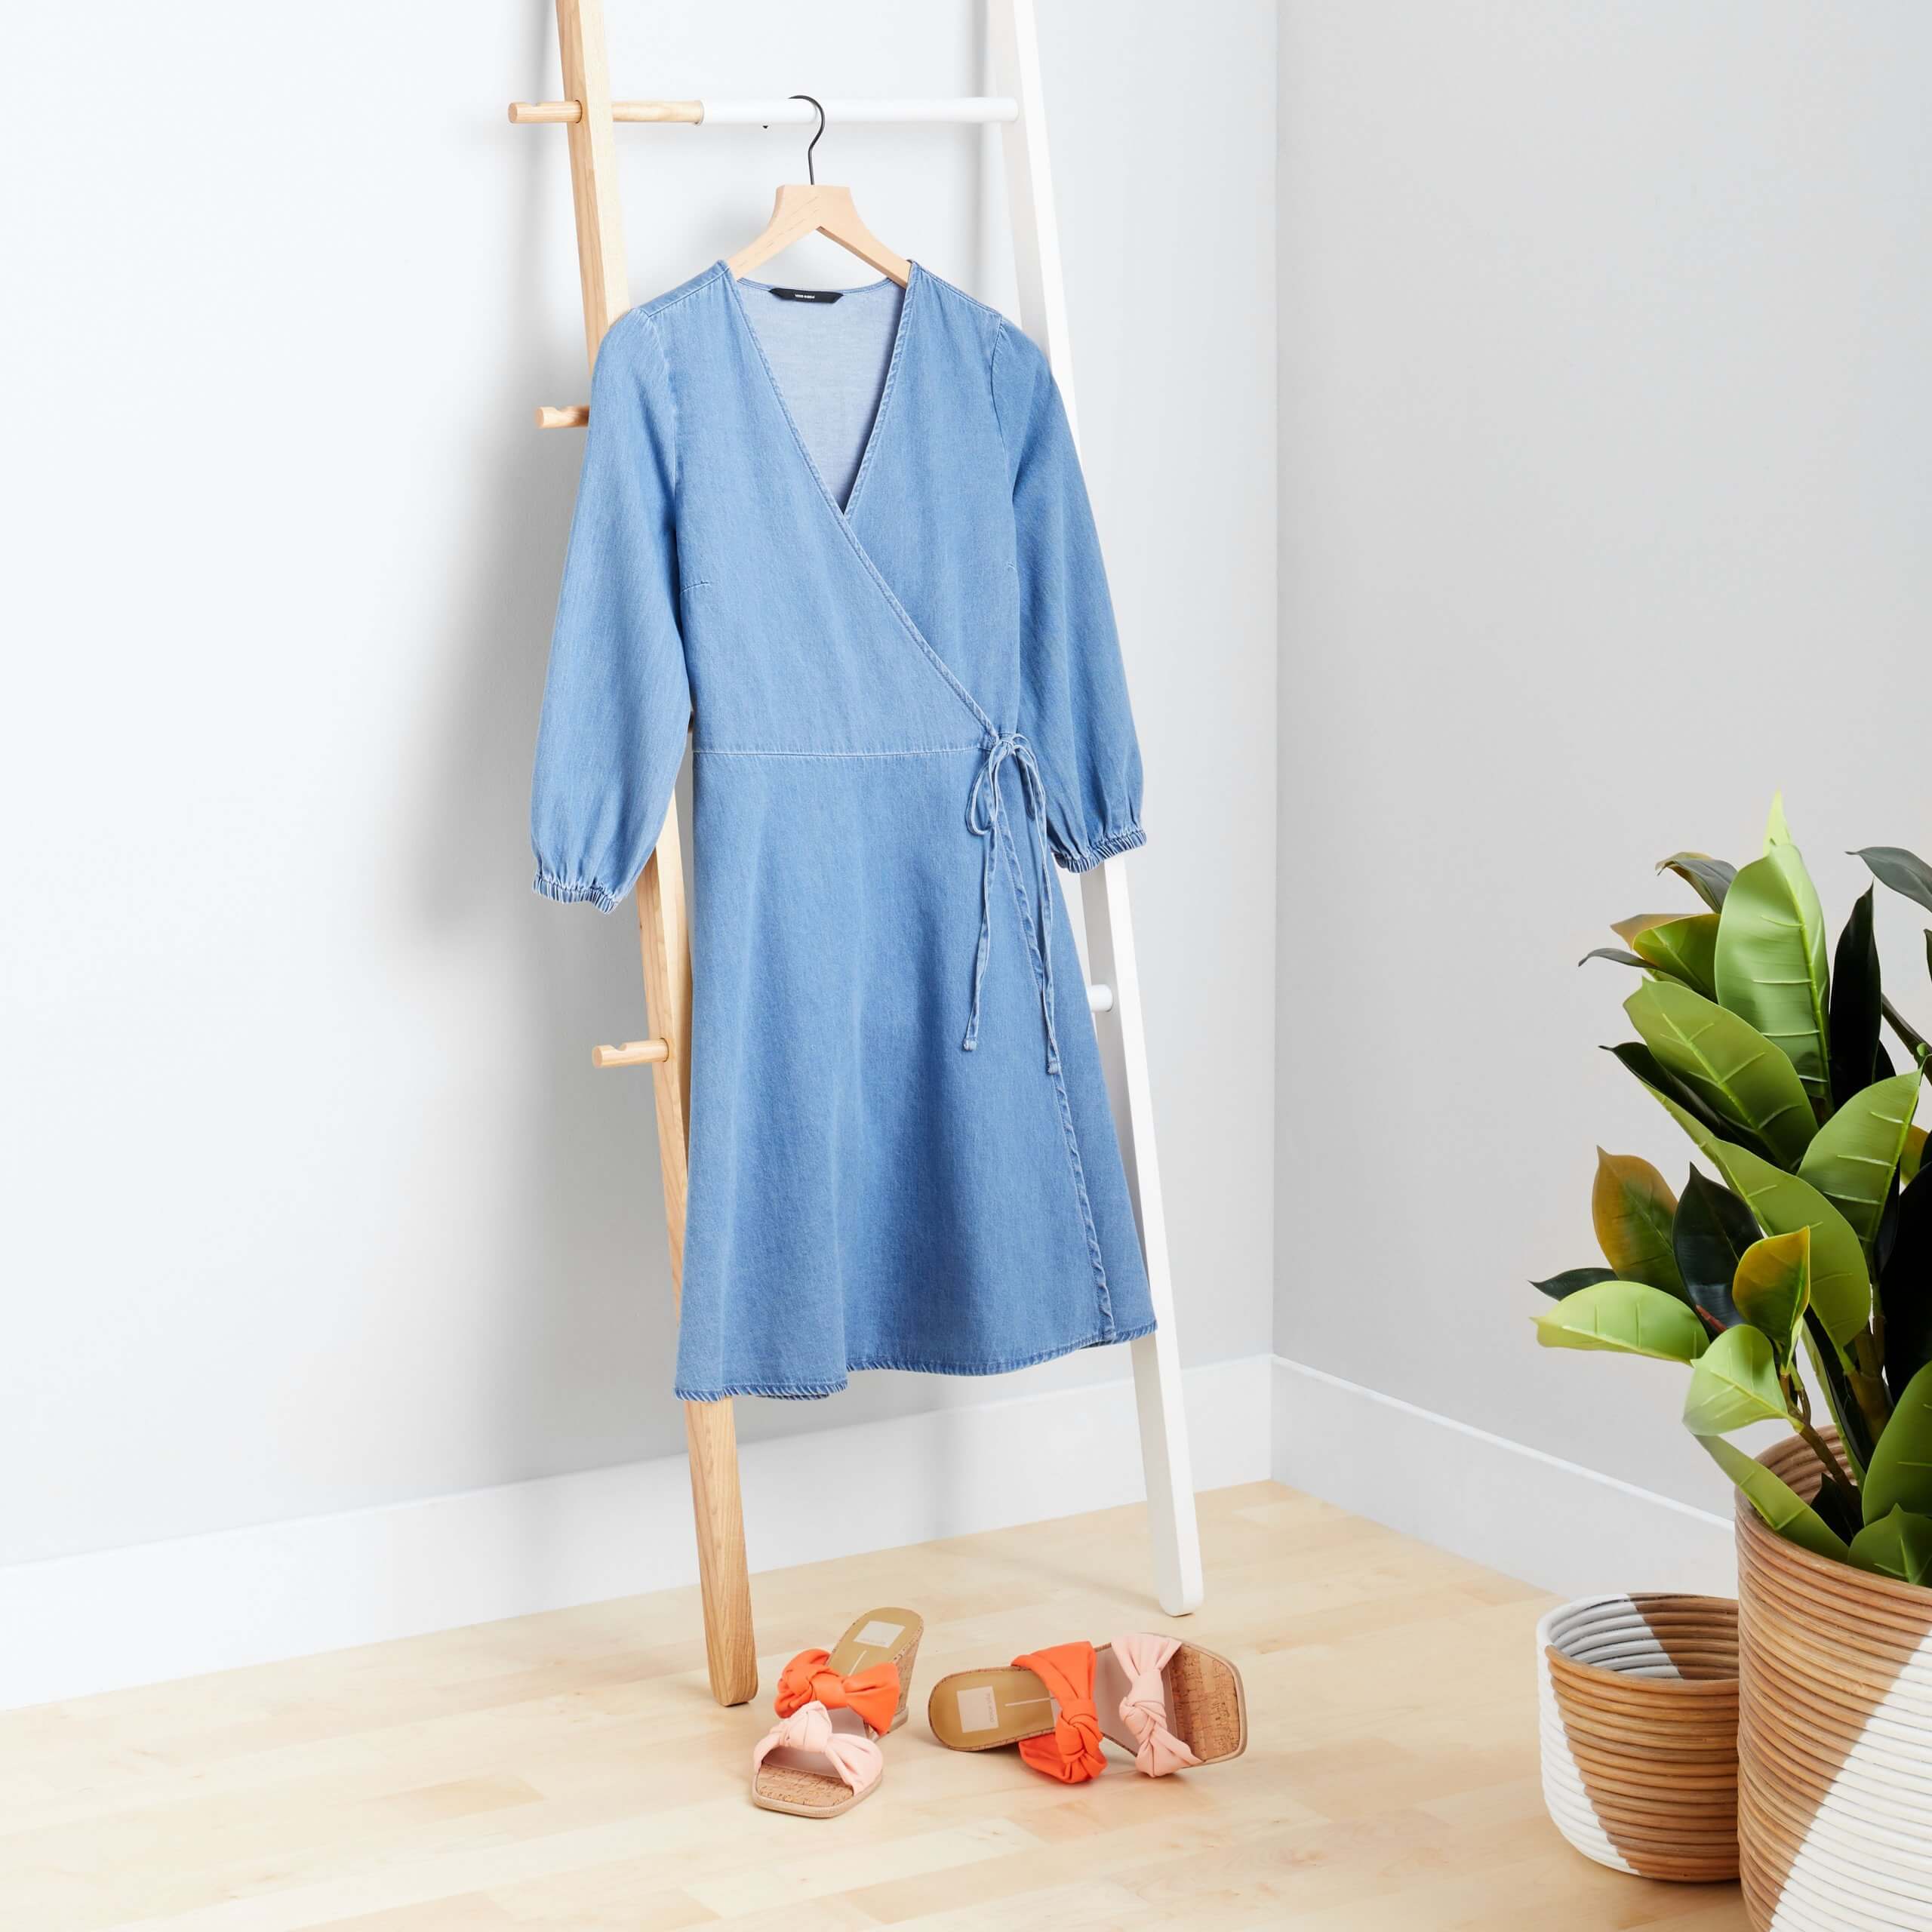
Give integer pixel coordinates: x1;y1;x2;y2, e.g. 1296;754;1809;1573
674;1315;1158;1403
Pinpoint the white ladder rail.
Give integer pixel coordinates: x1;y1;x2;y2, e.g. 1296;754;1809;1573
989;0;1203;1617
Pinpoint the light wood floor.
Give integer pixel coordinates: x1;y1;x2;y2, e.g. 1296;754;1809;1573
2;1483;1751;1930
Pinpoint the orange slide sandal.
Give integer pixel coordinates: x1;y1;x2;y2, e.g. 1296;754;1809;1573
928;1633;1246;1783
750;1606;924;1817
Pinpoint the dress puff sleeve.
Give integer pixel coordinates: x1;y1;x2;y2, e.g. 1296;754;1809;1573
529;309;690;912
993;319;1146;873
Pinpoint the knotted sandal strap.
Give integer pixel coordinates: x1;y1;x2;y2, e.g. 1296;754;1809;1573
751;1700;884;1798
1109;1632;1203;1777
1010;1641;1106;1784
775;1647;900;1738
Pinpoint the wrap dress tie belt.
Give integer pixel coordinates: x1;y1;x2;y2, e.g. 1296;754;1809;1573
962;731;1063;1075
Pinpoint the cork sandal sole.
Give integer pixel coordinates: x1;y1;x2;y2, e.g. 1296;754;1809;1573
751;1727;875;1819
928;1641;1248;1767
751;1605;925;1817
1097;1640;1247;1767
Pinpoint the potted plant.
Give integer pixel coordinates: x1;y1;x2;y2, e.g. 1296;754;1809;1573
1534;801;1932;1926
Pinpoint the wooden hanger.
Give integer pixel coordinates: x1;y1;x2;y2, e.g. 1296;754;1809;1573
727;95;911;288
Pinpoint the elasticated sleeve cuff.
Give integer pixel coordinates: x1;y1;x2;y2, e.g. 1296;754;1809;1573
533;871;623;913
1055;826;1146;874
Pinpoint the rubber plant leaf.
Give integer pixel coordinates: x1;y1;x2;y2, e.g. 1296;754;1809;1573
1535;1279;1709;1363
1625;980;1816;1169
1657;851;1735;913
1764;792;1793;851
1797;1067;1923;1254
1681;1323;1789;1433
1632;915;1720;998
1611;912;1684;949
1829;888;1883;1107
1627;1075;1872;1346
1862;1358;1932;1524
1884;1169;1932;1395
1804;1314;1875;1481
1604;1042;1764;1161
1854;845;1932;921
1579;947;1649;971
1672;1170;1754;1334
1590;1150;1687;1299
1531;1266;1616;1302
1696;1432;1850;1561
1714;832;1832;1115
1730;1228;1810;1364
1810;1475;1864;1547
1908;1125;1928;1187
1848;1507;1932;1586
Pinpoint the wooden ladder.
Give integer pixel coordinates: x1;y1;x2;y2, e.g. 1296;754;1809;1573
517;0;1201;1709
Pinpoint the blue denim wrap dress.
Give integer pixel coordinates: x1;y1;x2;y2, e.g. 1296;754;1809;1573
530;262;1155;1400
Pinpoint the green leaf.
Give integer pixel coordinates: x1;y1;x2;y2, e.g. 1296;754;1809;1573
1731;1228;1810;1363
1590;1150;1687;1298
1798;1068;1922;1254
1804;1313;1875;1480
1531;1266;1617;1301
1854;845;1932;920
1810;1475;1865;1546
1715;838;1832;1115
1849;1507;1932;1585
1696;1432;1850;1562
1887;995;1930;1062
1682;1324;1789;1433
1903;1124;1927;1187
1829;888;1884;1109
1672;1171;1755;1334
1579;946;1650;971
1535;1280;1710;1363
1632;915;1720;998
1712;1146;1872;1347
1884;1169;1932;1395
1626;1075;1873;1345
1863;1358;1932;1524
1764;792;1793;851
1624;980;1817;1170
1657;851;1736;912
1604;1042;1765;1159
1611;914;1687;954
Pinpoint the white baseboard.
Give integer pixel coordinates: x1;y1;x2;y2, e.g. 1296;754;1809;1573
1270;1356;1737;1600
0;1355;1273;1712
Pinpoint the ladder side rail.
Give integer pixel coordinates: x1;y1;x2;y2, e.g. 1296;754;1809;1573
989;0;1203;1616
552;0;758;1705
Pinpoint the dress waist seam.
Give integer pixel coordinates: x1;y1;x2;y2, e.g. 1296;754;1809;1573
694;743;983;761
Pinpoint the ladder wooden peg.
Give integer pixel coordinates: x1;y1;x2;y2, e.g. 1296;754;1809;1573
1086;982;1114;1014
592;1037;671;1069
536;405;589;429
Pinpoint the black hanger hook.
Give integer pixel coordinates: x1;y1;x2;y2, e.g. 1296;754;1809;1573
789;94;826;185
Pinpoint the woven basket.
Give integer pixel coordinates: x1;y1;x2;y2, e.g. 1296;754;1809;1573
1537;1591;1740;1881
1737;1433;1932;1930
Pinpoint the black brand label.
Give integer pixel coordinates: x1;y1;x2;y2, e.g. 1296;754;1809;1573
768;286;843;303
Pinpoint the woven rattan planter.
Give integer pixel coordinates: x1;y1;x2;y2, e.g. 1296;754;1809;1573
1537;1592;1741;1881
1738;1434;1932;1930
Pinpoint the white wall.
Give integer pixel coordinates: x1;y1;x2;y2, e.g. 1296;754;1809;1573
2;2;1275;1584
1275;3;1932;1529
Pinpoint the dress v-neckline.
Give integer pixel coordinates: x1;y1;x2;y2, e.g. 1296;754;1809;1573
718;260;919;524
